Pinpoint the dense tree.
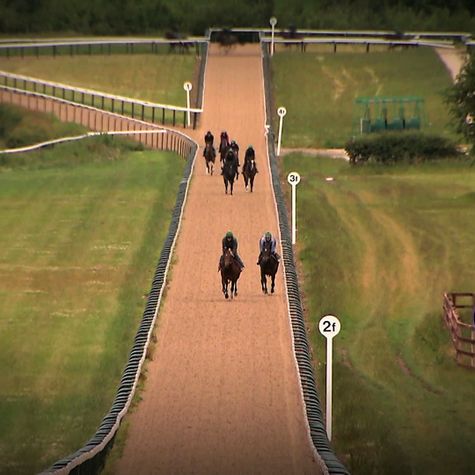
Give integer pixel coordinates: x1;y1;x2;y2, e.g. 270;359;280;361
446;53;475;150
0;0;474;34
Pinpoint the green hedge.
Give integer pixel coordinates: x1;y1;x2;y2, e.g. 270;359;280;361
344;132;461;165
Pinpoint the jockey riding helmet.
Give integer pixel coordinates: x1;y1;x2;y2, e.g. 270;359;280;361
226;231;233;239
248;145;253;150
265;231;272;240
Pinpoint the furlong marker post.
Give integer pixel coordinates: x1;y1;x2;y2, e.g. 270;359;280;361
270;16;277;56
287;172;300;245
184;81;192;127
318;314;341;441
277;106;286;156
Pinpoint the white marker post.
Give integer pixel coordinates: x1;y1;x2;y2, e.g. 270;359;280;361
183;81;192;127
277;106;286;156
287;172;300;245
318;314;341;442
269;16;277;56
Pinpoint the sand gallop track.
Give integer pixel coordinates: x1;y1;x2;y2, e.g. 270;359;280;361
115;44;323;475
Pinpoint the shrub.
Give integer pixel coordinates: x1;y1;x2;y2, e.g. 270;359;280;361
344;132;461;165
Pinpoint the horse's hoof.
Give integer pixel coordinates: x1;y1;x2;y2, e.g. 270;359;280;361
271;289;275;294
225;293;229;299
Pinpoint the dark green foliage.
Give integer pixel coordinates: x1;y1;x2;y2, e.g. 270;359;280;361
446;52;475;151
1;0;475;35
345;132;460;164
0;103;85;149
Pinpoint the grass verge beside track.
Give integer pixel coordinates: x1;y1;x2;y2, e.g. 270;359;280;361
281;153;475;475
272;47;457;148
0;137;185;474
0;53;196;106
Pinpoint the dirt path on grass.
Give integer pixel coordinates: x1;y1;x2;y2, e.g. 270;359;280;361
435;47;467;81
114;44;323;475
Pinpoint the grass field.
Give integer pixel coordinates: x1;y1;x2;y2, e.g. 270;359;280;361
0;52;196;106
272;47;457;148
281;154;475;474
0;137;185;474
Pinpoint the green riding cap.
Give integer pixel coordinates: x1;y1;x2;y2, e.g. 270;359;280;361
265;231;272;239
226;231;234;239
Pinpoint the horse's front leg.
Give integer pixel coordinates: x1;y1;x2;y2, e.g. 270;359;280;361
261;269;267;294
222;277;229;299
233;279;238;297
271;273;275;294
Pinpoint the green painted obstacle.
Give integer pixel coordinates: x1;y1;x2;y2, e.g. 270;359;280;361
354;96;425;134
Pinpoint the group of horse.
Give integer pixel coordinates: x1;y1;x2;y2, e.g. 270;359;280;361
203;134;258;195
220;238;279;300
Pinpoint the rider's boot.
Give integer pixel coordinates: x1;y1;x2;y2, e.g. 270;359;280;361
256;252;262;265
236;254;245;269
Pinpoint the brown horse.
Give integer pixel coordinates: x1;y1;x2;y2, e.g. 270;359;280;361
242;157;257;192
204;143;215;175
259;240;279;294
221;248;241;299
223;150;237;195
219;133;229;163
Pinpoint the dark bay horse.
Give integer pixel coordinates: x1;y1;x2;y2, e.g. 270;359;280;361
221;248;241;299
259;240;279;294
223;150;237;195
204;143;216;175
243;158;257;192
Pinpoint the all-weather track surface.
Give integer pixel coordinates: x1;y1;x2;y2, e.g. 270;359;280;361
114;44;324;475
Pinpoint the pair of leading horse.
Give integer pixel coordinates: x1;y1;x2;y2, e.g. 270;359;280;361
220;239;279;300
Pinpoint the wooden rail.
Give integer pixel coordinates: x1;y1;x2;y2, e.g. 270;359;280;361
443;292;475;369
0;86;195;159
0;71;201;129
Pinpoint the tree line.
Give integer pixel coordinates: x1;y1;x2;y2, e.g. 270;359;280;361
1;0;475;36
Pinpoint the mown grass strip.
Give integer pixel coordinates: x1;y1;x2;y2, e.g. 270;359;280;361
0;53;196;107
272;47;456;148
282;153;475;475
0;137;185;474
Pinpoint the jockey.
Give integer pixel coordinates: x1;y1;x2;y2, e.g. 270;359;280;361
220;230;245;270
221;147;236;175
257;231;280;265
230;140;240;162
203;130;214;157
219;131;230;161
204;130;214;146
244;145;258;173
230;140;240;179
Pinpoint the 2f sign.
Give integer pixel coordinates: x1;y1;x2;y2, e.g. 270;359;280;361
318;315;341;339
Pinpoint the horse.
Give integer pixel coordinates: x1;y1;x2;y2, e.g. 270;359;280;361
220;248;241;299
219;134;229;163
242;157;257;192
222;151;237;195
204;143;216;175
259;240;279;294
